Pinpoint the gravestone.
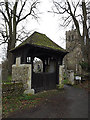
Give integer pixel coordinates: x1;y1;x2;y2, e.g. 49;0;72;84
67;70;74;85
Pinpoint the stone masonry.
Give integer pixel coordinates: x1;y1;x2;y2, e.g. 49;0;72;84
64;29;82;74
58;65;64;88
12;57;34;94
67;70;74;85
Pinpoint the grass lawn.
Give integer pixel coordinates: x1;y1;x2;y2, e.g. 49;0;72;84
2;89;61;118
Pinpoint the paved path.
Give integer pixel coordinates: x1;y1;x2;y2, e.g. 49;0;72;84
8;85;88;118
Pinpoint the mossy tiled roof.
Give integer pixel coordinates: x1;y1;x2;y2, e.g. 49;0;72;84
11;31;67;52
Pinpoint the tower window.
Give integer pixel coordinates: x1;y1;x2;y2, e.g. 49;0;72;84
72;35;74;40
68;36;71;41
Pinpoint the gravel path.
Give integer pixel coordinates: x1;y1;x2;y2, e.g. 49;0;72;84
8;85;88;119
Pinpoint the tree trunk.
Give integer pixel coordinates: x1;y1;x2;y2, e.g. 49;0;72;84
88;38;90;71
7;50;14;75
6;4;17;75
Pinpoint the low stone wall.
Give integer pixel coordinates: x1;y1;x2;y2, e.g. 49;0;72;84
59;66;75;86
2;83;24;96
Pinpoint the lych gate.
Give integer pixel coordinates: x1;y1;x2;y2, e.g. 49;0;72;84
11;32;68;94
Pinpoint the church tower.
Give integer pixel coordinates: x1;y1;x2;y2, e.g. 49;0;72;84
64;29;82;74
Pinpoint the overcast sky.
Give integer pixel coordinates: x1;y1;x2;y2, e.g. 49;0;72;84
17;0;67;48
0;0;75;63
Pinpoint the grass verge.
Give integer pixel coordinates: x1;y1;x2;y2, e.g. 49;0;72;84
2;89;61;118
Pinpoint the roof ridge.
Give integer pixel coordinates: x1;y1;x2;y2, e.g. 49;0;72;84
10;31;67;53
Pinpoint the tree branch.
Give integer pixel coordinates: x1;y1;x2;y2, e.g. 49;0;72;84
53;1;70;14
74;0;80;15
17;0;27;24
0;9;9;24
16;0;40;25
66;0;81;36
0;41;8;45
5;1;11;21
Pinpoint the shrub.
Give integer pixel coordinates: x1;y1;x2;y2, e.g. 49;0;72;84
79;62;90;71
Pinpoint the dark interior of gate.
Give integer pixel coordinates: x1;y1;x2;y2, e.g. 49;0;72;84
32;57;58;93
32;72;56;93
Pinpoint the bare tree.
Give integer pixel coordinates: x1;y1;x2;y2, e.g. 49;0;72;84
0;0;40;75
51;0;90;70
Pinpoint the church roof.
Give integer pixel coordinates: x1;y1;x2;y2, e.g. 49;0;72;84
10;31;67;53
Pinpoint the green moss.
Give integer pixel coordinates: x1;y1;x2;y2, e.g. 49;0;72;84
57;84;64;89
7;75;12;82
10;32;67;52
63;79;69;84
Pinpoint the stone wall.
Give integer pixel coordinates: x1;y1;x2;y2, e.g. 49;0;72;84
59;65;75;86
12;64;31;88
12;57;34;94
2;83;24;96
66;29;79;52
64;44;82;74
